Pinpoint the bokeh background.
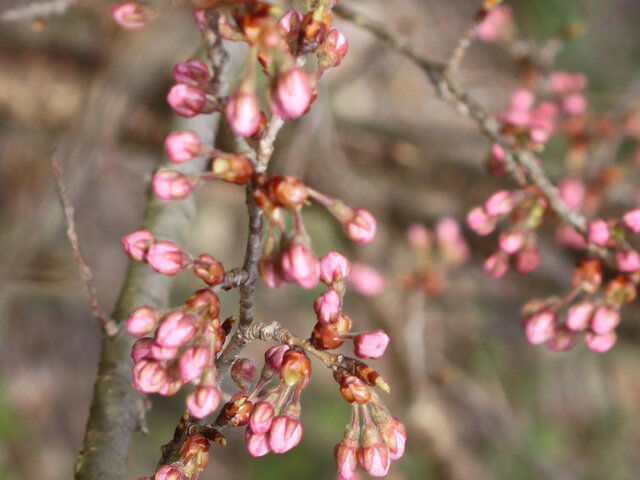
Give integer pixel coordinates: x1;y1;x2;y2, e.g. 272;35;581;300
2;0;640;479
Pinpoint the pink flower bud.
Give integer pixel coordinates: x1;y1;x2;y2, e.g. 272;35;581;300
585;331;617;353
268;414;303;454
122;230;154;261
269;68;315;120
110;2;148;30
484;251;508;278
466;207;496;236
262;345;289;378
172;60;211;88
245;430;271;457
476;5;513;42
318;28;349;69
525;310;556;345
347;263;385;297
562;93;587;116
590;305;620;334
529;101;559;133
179;345;210;383
566;301;594;331
515;246;540;274
193;9;206;31
615;249;640;273
146;241;188;276
388;418;407;460
314;289;341;323
407;223;430;249
131;337;153;363
249;401;275;434
529;128;549;144
555;224;586;249
558;178;585;211
127;306;160;337
485;190;514;217
225;89;262;137
278;7;302;36
343;208;377;244
154;464;182;480
498;229;525;254
354;330;390;359
132;358;167;393
547;325;577;352
334;438;357;480
280;241;320;289
164;131;202;163
587;220;609;246
167;84;207;118
157;374;183;396
258;256;284;288
152;170;195;201
623;209;640;233
549;72;587;94
186;385;221;419
357;424;391;477
319;251;351;285
150;342;179;361
231;358;256;391
155;311;196;348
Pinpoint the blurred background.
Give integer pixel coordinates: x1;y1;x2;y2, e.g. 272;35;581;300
2;0;640;479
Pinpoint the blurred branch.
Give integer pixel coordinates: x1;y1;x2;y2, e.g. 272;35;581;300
51;154;119;337
334;3;588;234
0;0;76;22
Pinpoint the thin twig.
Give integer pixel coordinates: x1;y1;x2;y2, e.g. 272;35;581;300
51;154;119;337
334;3;588;234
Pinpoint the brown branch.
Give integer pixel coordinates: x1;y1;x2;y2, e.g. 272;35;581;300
52;154;119;337
334;3;588;234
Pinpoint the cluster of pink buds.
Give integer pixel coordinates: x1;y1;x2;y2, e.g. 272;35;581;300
467;189;543;278
122;230;191;276
140;433;211;480
334;399;406;479
167;59;216;118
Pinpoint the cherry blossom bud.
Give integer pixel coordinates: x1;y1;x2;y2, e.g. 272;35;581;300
268;175;309;208
498;229;525;254
211;154;253;184
549;72;587;94
485;190;514;216
334;437;357;480
122;230;154;261
172;60;211;88
566;301;594;331
157;373;183;396
258;256;284;288
225;89;262;137
615;249;640;273
587;220;609;246
467;206;496;236
558;178;585;210
529;128;549;144
231;358;256;391
127;306;160;337
180;434;210;478
562;93;587;116
515;246;540;274
314;289;341;323
476;5;513;42
185;289;220;318
336;372;371;404
623;209;640;233
278;7;302;39
155;311;196;348
262;345;289;379
318;28;349;70
150;342;179;361
110;2;148;30
165;131;202;163
585;331;617;353
167;84;207;117
343;208;377;244
220;393;253;427
280;241;320;289
590;305;620;334
154;464;182;480
268;414;303;454
387;418;407;460
269;68;315;120
152;170;195;201
193;254;225;286
484;251;508;278
555;224;586;249
186;385;221;419
407;223;430;249
193;9;206;31
179;345;210;383
249;401;275;434
487;143;506;176
347;263;385;297
357;424;391;477
319;252;351;285
354;330;390;359
547;325;578;352
572;259;602;294
311;314;353;350
245;430;271;457
146;241;188;276
604;276;637;306
525;310;556;345
280;349;312;388
131;337;153;362
298;8;333;54
133;358;167;393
